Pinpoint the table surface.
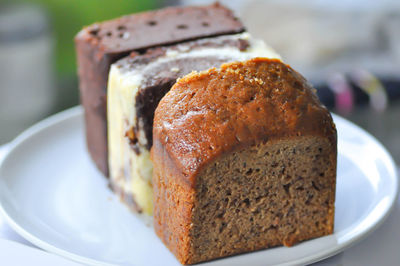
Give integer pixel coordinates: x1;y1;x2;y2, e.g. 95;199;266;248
0;144;399;266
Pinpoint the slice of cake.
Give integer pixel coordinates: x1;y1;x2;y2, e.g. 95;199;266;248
107;33;280;214
75;3;245;176
152;58;337;264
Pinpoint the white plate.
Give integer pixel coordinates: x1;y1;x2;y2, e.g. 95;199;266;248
0;239;80;265
0;106;398;266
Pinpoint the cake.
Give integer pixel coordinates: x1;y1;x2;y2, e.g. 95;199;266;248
75;3;337;264
152;58;337;264
75;3;245;177
107;33;280;214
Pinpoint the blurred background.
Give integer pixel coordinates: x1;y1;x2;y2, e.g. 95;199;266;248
0;0;399;164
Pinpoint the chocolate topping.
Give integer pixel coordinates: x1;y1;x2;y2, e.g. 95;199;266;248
116;35;250;74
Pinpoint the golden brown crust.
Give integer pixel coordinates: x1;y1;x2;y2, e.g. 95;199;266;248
153;58;337;187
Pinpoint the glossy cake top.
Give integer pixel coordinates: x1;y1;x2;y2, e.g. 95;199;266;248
153;58;337;184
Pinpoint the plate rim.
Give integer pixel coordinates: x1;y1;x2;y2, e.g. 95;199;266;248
0;106;115;266
0;106;398;266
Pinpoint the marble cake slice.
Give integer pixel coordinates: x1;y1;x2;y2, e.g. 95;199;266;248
75;3;245;177
107;33;280;214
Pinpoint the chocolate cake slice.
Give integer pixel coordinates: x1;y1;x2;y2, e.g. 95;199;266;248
75;3;245;177
107;33;280;214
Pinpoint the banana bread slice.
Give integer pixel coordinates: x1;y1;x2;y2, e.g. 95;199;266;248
152;58;337;264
